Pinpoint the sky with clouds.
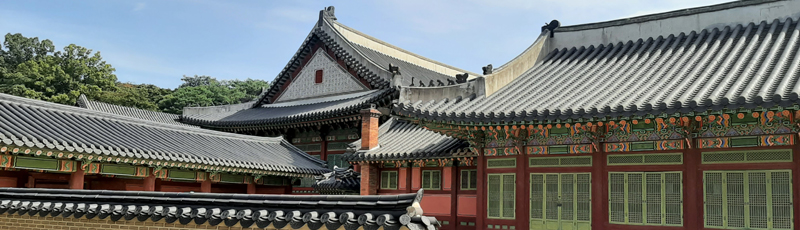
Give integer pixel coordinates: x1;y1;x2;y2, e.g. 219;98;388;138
0;0;731;89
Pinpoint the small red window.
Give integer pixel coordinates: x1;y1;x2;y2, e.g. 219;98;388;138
315;70;323;83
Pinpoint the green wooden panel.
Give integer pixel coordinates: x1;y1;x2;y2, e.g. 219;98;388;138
14;156;58;171
549;146;570;154
422;170;440;190
487;158;516;168
702;149;792;164
730;136;759;147
609;171;682;227
169;170;196;180
380;171;397;189
262;176;287;186
703;170;793;230
631;122;655;131
630;142;655;151
488;174;502;218
731;114;758;125
550;127;569;135
327;142;349;151
488;173;515;219
100;164;136;176
531;173;591;230
220;173;243;183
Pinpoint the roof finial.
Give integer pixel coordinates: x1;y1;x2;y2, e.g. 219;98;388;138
317;6;337;28
482;64;493;75
541;20;560;38
455;73;469;83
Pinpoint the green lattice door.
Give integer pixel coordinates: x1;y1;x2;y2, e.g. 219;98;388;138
704;170;793;230
530;173;591;230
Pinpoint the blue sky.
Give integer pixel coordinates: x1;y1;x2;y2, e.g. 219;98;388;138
0;0;729;89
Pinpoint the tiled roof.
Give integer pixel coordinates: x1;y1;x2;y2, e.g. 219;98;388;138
76;95;195;128
0;93;327;175
0;188;440;230
312;166;360;194
350;44;457;87
181;89;394;129
254;7;473;106
399;17;800;123
346;118;473;162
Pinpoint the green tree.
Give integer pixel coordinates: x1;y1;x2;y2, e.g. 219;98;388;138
0;33;117;105
158;75;268;114
95;83;172;111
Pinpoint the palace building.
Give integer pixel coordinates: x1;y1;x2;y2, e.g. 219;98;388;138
3;1;800;230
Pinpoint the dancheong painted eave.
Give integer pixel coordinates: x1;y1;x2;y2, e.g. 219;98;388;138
397;12;800;126
0;93;328;176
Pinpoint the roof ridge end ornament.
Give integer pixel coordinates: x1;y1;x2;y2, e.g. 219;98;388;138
317;6;337;28
482;64;493;75
389;63;403;89
455;73;469;84
541;19;560;38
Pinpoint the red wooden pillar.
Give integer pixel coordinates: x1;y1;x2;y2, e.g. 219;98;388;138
69;165;85;190
201;174;211;193
685;142;700;230
25;175;35;188
449;164;458;230
591;144;605;230
792;136;800;230
516;143;528;230
143;168;156;191
476;150;486;230
247;183;256;194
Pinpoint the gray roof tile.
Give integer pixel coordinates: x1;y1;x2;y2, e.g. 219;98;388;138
346;118;472;162
0;187;439;230
400;17;800;123
76;95;195;127
182;89;394;128
0;93;327;175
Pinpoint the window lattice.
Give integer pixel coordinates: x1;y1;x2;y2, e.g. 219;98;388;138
487;158;517;168
488;173;515;219
703;170;793;230
529;156;592;167
380;171;398;190
461;170;477;190
422;170;441;190
530;173;591;230
702;150;792;164
609;171;683;226
607;153;682;166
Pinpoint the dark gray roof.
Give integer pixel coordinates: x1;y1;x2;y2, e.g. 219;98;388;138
399;17;800;123
76;95;195;128
0;93;327;175
255;7;474;106
182;89;394;129
0;187;440;230
312;166;360;194
346;118;472;162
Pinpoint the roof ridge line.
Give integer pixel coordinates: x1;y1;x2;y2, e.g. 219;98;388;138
330;20;482;76
556;0;781;32
0;93;284;143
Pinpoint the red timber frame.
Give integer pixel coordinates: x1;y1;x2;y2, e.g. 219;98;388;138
468;142;798;230
374;162;477;230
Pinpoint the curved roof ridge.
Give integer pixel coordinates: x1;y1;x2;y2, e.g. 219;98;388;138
0;93;283;143
330;20;481;77
556;0;780;32
78;94;195;128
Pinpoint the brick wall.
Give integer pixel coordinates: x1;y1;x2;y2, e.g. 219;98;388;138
0;214;247;230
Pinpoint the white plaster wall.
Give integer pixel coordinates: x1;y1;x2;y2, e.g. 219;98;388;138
275;49;369;102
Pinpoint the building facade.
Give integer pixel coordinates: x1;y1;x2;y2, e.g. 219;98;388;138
388;1;800;230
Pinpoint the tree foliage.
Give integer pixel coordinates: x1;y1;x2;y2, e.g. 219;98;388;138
159;75;268;114
0;33;269;114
